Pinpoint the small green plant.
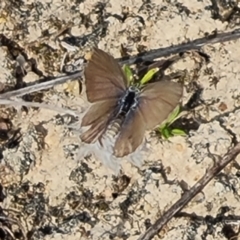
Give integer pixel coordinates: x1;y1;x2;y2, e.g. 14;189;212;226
122;65;159;86
122;64;134;85
157;105;186;139
139;67;159;85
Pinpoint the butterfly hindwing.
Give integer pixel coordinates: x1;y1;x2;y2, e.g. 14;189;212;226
81;100;118;127
114;108;146;158
80;100;119;143
80;117;109;144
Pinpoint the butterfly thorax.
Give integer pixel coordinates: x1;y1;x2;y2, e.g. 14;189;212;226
118;86;140;116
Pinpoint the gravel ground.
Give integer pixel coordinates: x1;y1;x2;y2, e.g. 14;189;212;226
1;0;240;240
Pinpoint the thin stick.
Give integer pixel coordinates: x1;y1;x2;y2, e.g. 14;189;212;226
137;142;240;240
0;98;79;116
0;71;83;99
118;28;240;65
0;215;26;239
1;28;240;99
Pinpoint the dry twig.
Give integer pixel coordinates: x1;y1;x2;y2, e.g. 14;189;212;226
138;142;240;240
0;28;240;100
118;28;240;65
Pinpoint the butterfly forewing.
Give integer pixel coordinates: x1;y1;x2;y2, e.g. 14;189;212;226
138;81;183;130
114;108;146;158
85;48;128;103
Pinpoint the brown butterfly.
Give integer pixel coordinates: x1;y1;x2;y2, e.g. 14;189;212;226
80;48;183;158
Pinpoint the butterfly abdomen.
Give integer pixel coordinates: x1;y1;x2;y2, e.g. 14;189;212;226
101;115;125;147
105;116;124;138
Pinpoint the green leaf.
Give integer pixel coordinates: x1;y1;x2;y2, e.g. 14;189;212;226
140;67;159;85
166;105;181;126
171;128;186;136
162;128;171;139
122;65;134;85
158;122;167;131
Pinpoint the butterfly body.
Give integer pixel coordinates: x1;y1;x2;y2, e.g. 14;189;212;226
81;47;183;158
103;87;139;141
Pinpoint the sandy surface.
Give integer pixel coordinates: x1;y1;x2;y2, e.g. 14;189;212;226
1;0;240;239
